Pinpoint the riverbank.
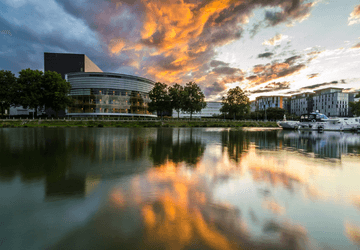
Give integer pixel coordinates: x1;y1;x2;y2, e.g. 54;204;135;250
0;119;278;128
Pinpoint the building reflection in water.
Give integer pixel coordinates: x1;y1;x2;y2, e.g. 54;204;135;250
2;128;360;249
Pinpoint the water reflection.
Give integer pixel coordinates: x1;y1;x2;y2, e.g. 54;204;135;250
149;128;206;166
1;128;360;249
50;162;312;250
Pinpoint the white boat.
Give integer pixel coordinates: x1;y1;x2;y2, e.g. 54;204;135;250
277;120;300;129
278;112;360;132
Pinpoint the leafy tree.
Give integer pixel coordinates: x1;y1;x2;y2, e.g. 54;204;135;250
168;83;184;119
220;86;250;120
0;70;17;118
350;101;360;116
266;107;286;121
42;71;72;117
181;82;206;119
148;82;171;118
17;69;44;117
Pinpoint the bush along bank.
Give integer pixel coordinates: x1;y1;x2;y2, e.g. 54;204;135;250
0;120;278;128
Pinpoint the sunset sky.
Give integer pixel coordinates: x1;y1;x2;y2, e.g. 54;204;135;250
1;0;360;101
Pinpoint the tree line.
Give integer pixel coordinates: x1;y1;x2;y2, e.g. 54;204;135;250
0;69;72;118
148;82;207;119
148;83;254;120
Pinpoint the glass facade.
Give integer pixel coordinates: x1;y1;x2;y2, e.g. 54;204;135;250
66;73;155;117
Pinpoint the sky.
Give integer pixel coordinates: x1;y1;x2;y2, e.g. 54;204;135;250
1;0;360;101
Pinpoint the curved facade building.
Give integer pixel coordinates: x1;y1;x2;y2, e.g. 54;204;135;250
66;72;156;117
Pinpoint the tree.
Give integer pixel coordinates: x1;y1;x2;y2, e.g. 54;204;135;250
220;86;250;120
148;82;171;118
168;83;184;119
181;82;206;120
266;107;286;121
350;101;360;116
42;71;72;117
17;69;44;117
0;70;17;118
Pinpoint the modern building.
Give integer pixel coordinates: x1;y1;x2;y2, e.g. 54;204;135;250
172;102;222;118
44;52;102;79
312;88;349;117
43;52;156;117
290;92;314;116
255;96;290;113
66;72;156;117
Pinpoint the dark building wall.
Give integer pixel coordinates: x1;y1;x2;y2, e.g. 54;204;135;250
44;52;85;79
44;52;103;117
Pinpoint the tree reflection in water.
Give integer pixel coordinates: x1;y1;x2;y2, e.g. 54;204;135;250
149;128;206;166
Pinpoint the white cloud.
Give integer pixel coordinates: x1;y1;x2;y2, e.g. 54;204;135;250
262;34;289;46
348;4;360;25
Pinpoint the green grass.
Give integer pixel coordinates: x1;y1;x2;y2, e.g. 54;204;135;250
0;120;278;128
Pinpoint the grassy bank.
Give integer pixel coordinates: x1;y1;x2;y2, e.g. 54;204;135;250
0;119;278;128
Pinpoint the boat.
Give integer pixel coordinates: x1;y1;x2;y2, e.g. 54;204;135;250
278;111;360;132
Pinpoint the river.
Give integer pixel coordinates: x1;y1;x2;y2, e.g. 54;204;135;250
1;127;360;249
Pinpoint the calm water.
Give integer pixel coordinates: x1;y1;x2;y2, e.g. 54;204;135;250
1;127;360;250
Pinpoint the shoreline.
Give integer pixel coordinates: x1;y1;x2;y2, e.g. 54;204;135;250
0;120;279;128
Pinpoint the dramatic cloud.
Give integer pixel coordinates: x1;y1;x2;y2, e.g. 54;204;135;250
5;0;348;100
264;0;316;26
73;0;316;88
257;52;274;58
250;81;290;94
203;82;226;96
212;66;241;75
246;55;306;87
307;73;319;79
348;4;360;25
210;60;229;67
262;34;288;46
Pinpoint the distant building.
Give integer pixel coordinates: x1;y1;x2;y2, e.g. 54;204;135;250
312;88;350;117
172;102;222;118
255;96;290;112
250;101;256;112
290;92;314;116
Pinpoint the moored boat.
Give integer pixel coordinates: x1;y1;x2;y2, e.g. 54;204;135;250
278;111;360;132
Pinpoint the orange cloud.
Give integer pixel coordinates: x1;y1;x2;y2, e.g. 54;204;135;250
95;0;317;93
246;57;306;87
345;221;360;245
348;4;360;25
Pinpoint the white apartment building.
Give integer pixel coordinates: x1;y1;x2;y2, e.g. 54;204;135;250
172;102;222;118
255;96;290;112
312;88;349;117
288;88;354;117
290;93;313;116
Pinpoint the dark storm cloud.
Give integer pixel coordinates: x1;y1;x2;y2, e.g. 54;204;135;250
246;55;306;87
299;80;345;91
210;60;229;67
212;66;241;75
264;0;315;26
1;0;317;96
203;82;227;96
284;55;301;65
258;52;274;58
0;7;132;76
249;81;290;94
